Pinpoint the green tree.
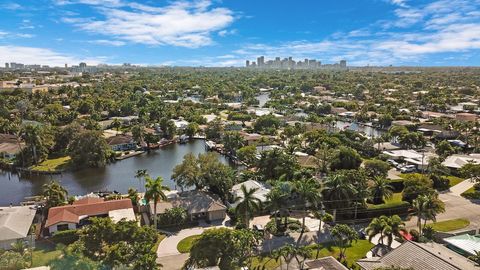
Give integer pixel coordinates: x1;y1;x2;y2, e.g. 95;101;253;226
402;174;434;202
234;185;262;228
185;122;199;138
68;130;111;168
205;118;223;141
460;163;480;182
184;228;260;270
322;172;356;213
43;180;68;210
294;178;321;242
330;146;362;171
254;114;281;135
223;131;244;155
237;145;257;165
364;159;390;178
435;140;456;158
331;224;358;261
77;218;158;270
49;246;99;270
370;176;393;204
172;153;201;190
145;176;170;229
21;124;54;165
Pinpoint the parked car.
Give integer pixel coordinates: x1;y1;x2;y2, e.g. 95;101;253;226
387;159;399;167
400;165;416;173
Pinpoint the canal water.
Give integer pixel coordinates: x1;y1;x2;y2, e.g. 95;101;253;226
0;140;231;205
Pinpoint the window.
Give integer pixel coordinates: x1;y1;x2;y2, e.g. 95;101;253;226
57;224;70;231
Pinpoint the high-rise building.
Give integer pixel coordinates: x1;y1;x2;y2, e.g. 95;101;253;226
65;63;68;68
340;60;347;68
246;60;250;67
257;56;265;67
79;62;87;68
5;63;9;69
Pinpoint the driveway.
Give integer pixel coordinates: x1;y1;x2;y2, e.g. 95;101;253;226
157;227;206;258
405;179;480;230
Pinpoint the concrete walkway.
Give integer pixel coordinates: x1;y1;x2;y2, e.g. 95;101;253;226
157;227;206;258
449;179;475;196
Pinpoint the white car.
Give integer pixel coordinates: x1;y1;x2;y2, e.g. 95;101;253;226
400;165;416;173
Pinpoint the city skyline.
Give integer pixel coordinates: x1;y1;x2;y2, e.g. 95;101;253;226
0;0;479;67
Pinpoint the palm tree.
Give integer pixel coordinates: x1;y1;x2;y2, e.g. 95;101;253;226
144;176;170;229
410;195;428;235
294;178;321;243
366;217;387;245
383;215;405;247
266;186;288;230
322;173;355;219
235;185;262;228
43;181;68;210
469;250;480;266
11;239;28;255
135;169;148;191
423;193;446;228
370;176;394;204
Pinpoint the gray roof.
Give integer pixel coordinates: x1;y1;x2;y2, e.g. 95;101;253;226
357;241;477;270
150;190;226;215
0;206;36;241
305;257;348;270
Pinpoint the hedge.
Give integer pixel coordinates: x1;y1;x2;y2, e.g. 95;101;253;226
50;229;78;245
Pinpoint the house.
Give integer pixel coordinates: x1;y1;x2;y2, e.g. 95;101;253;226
296;153;318;169
276;257;347;270
0;206;36;250
106;134;136;151
444;234;480;257
150;190;227;222
45;197;135;234
442;154;480;170
357;241;476;270
0;133;24;160
230;180;271;208
382;149;437;171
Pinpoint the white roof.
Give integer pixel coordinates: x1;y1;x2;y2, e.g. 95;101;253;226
442;154;480;169
444;234;480;256
108;208;136;223
231;180;271;206
0;206;36;241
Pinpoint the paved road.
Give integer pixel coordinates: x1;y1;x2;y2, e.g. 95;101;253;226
157;254;189;270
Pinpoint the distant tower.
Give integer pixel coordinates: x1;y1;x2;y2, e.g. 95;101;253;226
5;63;9;69
79;62;87;68
65;63;68;68
257;56;264;67
246;60;250;67
340;60;347;68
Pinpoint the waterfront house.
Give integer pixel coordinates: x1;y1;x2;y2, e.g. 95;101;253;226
0;133;24;160
0;206;36;250
229;180;271;208
149;190;227;222
357;241;476;270
45;197;135;235
106;134;136;151
443;234;480;257
442;154;480;170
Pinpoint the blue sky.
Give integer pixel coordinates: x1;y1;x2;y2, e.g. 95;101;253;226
0;0;479;66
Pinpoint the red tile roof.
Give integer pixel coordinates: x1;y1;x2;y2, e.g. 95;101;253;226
45;198;133;228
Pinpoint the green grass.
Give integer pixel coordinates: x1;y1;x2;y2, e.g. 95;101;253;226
30;156;71;172
31;241;62;267
177;235;201;253
250;240;374;270
446;176;464;187
151;234;166;253
367;192;409;210
430;218;470;232
461;187;480;199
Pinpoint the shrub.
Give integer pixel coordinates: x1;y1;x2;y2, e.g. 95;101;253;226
431;174;450;191
158;207;188;227
409;229;419;242
51;229;79;245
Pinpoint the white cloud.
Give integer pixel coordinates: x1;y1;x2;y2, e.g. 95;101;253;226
89;39;126;46
58;0;235;48
0;45;106;66
2;2;22;10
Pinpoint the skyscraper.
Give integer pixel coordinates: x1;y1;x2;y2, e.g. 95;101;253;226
340;60;347;68
4;63;9;69
246;60;250;67
257;56;265;67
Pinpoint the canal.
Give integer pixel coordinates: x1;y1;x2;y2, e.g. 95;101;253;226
0;140;231;205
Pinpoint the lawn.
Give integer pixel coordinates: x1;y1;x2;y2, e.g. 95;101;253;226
446;176;464;187
461;187;480;199
367;192;409;210
177;235;201;253
31;241;62;267
430;218;470;232
30;156;71;172
251;240;374;270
